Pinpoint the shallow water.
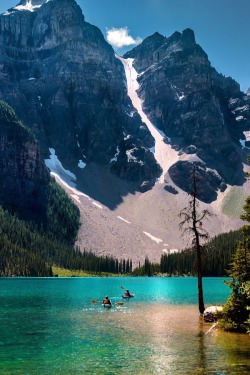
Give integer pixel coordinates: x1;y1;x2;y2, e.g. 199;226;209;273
0;277;249;374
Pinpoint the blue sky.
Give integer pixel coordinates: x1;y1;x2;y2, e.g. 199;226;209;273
1;0;250;92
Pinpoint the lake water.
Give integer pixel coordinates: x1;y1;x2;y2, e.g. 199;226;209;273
0;277;249;374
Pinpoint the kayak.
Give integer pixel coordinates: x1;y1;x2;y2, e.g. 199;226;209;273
102;303;112;308
122;294;135;299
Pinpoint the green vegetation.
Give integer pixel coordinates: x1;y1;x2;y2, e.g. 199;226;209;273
0;232;53;277
132;257;160;276
160;230;241;276
0;100;32;136
132;230;241;277
46;180;80;244
222;186;246;218
52;266;128;277
219;198;250;333
52;267;93;277
0;206;133;277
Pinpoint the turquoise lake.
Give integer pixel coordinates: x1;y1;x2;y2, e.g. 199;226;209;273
0;277;249;374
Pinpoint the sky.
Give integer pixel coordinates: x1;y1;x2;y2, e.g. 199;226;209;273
1;0;249;92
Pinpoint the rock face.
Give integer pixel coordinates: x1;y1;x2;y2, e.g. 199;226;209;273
168;161;226;203
0;100;49;221
124;29;250;201
0;1;250;203
0;0;161;190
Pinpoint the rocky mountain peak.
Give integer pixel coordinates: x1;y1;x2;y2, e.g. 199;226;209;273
181;28;196;46
124;32;166;61
4;0;82;19
124;28;201;75
144;31;166;44
15;0;77;8
0;0;161;193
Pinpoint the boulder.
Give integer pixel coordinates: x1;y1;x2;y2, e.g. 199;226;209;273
203;306;223;322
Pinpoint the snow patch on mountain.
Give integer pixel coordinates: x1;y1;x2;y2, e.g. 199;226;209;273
3;0;50;15
143;231;163;244
171;83;185;101
117;55;180;183
126;149;144;165
45;148;76;188
78;160;86;169
117;216;131;224
234;105;249;113
236;116;244;122
92;202;103;209
110;146;120;164
240;131;250;149
15;1;42;12
49;166;105;213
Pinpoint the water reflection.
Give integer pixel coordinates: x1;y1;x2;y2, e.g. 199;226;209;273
104;304;250;375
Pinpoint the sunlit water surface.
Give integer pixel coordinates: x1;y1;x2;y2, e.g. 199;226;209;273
0;277;249;374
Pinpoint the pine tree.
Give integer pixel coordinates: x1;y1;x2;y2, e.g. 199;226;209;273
220;204;250;332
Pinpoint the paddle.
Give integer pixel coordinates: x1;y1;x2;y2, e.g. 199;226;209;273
92;298;123;306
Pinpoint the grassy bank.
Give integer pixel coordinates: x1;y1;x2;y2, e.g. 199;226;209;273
52;266;128;277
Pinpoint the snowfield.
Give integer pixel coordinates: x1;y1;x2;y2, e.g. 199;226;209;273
117;56;180;183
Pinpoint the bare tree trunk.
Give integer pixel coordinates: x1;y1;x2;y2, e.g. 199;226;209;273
179;165;211;314
192;169;205;314
197;237;205;314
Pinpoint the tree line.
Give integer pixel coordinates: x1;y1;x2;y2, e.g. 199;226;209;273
160;230;241;276
132;230;241;277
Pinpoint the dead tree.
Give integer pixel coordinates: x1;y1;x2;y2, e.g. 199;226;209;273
179;166;212;314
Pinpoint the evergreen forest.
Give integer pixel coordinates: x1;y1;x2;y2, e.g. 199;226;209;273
0;206;133;277
132;230;241;276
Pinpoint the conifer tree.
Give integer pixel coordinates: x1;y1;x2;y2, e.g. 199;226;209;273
220;200;250;332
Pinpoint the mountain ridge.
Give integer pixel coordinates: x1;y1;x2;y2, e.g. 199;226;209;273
124;28;250;202
0;0;250;264
0;0;161;193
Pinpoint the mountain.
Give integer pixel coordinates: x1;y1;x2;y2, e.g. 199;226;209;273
0;0;250;265
124;29;250;202
0;0;161;193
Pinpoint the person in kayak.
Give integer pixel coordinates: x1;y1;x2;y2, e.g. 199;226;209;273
124;289;132;297
102;296;111;305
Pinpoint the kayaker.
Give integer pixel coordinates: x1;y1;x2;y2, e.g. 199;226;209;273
102;296;111;305
125;289;132;297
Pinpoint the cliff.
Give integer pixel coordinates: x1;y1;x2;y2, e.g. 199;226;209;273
0;100;49;221
0;0;161;191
